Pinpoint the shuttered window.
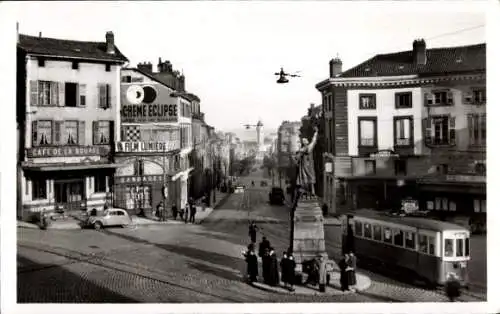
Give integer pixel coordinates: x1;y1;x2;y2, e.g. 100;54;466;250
423;115;456;146
98;84;111;108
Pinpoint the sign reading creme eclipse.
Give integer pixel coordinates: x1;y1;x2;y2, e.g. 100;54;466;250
121;84;178;122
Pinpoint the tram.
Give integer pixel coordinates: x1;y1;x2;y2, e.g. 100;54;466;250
341;209;470;288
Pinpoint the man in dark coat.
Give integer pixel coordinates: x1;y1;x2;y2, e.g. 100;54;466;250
172;204;178;220
347;251;357;291
262;247;271;284
280;252;288;285
445;273;461;302
339;253;349;292
258;236;270;258
189;203;197;223
268;248;280;286
249;221;259;244
244;245;258;283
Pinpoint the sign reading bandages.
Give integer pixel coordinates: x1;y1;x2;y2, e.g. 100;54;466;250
115;141;180;153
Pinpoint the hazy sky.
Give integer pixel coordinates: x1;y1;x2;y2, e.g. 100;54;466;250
3;1;486;133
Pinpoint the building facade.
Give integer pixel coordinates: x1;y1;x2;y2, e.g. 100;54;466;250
277;121;301;186
113;65;193;217
17;31;128;220
316;39;486;230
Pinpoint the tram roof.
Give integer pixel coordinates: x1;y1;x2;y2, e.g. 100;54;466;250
347;209;469;232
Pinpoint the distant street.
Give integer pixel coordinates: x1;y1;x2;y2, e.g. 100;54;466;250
17;167;486;302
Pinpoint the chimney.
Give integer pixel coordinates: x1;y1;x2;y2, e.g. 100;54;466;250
329;57;343;78
39;32;42;38
413;39;427;65
105;31;115;54
137;62;153;73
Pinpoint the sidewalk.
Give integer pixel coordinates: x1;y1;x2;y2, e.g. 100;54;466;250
17;192;229;230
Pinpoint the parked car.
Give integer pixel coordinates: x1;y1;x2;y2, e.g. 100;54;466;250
260;180;268;187
269;187;285;205
85;208;132;230
234;186;245;194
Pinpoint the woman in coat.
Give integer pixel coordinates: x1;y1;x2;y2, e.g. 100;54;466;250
244;246;258;283
286;254;296;291
268;248;280;286
280;252;288;285
338;253;349;292
262;248;271;284
347;251;357;291
318;256;328;292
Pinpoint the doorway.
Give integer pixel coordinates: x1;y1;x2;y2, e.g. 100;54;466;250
54;179;85;211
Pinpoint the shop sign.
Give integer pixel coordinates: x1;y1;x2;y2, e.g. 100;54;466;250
115;141;180;153
446;174;485;183
120;103;178;123
370;150;399;159
401;199;419;213
116;175;164;184
27;146;110;158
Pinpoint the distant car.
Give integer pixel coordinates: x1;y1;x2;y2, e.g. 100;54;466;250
234;186;245;194
260;180;268;187
85;208;132;230
269;187;285;205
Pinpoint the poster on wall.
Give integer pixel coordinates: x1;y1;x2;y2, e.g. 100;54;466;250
121;84;178;123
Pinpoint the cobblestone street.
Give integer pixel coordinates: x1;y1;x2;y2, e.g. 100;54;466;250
17;170;486;303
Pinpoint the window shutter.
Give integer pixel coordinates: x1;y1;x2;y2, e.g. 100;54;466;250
50;82;58;105
106;84;111;108
78;84;86;107
467;114;474;144
32;121;38;147
423;118;432;145
449;116;456;146
54;121;63;145
446;91;454;105
50;120;54;144
58;82;65;107
78;121;85;145
93;121;99;145
424;93;433;106
463;90;473;104
109;120;115;145
30;80;38;106
98;84;105;108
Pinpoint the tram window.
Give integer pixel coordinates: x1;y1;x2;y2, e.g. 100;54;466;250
364;223;372;238
405;232;416;250
428;236;435;255
394;230;403;246
383;228;392;244
456;238;464;257
354;221;362;236
373;225;382;241
465;238;470;256
418;235;428;253
445;239;454;257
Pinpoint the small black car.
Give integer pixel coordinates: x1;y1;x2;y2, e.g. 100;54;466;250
269;187;285;205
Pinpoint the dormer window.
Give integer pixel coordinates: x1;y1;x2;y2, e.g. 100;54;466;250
38;58;45;67
72;61;79;70
425;90;453;106
105;64;111;72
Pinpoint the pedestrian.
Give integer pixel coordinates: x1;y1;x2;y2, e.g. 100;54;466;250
262;247;271;285
268;248;280;286
347;251;357;292
155;202;162;220
184;202;189;223
258;236;270;258
286;253;296;291
445;272;461;302
172;204;178;220
321;203;328;217
179;205;184;221
189;203;197;223
280;252;288;285
318;255;328;292
243;244;259;283
201;196;206;211
345;224;355;254
249;221;259;244
339;253;349;292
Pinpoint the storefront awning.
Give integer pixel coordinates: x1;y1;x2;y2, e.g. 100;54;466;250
22;162;123;172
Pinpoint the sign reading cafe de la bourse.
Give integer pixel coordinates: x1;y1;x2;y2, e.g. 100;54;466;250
121;84;178;123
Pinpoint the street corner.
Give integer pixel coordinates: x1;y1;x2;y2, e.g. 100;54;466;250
251;280;346;296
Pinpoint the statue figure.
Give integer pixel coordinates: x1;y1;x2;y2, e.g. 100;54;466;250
294;126;319;200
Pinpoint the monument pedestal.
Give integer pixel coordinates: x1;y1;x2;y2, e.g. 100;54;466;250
292;198;328;273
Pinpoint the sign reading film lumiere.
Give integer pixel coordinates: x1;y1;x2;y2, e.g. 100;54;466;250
120;84;178;123
115;141;180;153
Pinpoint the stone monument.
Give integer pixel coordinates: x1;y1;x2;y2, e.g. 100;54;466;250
290;124;329;273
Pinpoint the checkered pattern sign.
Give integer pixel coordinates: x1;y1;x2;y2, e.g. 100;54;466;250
124;126;141;141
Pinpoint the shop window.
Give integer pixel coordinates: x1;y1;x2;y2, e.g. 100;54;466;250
134;160;144;176
444;239;454;257
363;223;372;239
456;238;464;257
373;225;382;241
394;229;403;246
383;227;392;244
354;221;362;236
418;234;428;254
95;175;107;193
474;199;486;213
32;178;47;200
428;236;435;255
405;232;415;250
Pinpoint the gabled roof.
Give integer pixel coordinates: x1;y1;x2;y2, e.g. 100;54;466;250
340;43;485;78
18;34;128;63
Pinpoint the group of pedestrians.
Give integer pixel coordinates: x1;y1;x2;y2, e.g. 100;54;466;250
243;222;297;291
171;197;206;224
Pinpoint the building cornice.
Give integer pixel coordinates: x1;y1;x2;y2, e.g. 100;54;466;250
315;73;486;90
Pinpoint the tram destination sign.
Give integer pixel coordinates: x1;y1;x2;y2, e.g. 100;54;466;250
27;146;110;158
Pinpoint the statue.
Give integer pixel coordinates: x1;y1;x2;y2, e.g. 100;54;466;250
293;126;319;201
